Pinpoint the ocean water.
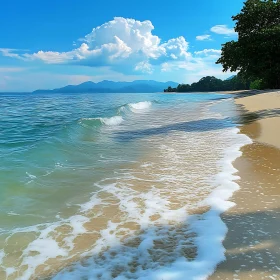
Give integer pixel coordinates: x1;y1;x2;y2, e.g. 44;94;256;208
0;92;251;280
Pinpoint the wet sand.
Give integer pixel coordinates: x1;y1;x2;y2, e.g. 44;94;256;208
210;90;280;279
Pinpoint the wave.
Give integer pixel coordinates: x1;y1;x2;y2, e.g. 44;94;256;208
49;133;252;280
187;128;252;279
79;101;152;129
118;101;152;114
79;116;123;127
100;116;124;126
128;101;152;112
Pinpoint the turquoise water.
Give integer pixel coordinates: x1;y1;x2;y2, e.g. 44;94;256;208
0;93;226;227
0;92;250;279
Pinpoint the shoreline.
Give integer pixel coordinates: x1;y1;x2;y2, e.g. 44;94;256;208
1;91;279;279
163;89;280;95
210;90;280;279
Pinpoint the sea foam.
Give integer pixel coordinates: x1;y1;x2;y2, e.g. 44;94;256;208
80;116;124;127
50;127;252;280
128;101;152;112
101;116;124;126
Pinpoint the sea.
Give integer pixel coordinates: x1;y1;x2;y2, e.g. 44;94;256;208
0;92;251;280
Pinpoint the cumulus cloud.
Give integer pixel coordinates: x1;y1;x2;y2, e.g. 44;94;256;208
210;25;237;36
1;18;230;80
159;46;227;82
0;17;193;74
196;34;211;41
134;61;153;73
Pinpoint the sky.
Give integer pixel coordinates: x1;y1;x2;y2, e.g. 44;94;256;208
0;0;245;91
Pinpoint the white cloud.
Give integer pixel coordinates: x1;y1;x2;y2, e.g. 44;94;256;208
160;59;210;74
210;25;237;36
0;48;22;59
160;36;190;60
0;18;231;84
158;46;231;84
0;17;192;74
135;61;153;73
196;34;211;41
194;49;221;56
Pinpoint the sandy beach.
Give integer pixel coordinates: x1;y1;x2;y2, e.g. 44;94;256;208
211;90;280;279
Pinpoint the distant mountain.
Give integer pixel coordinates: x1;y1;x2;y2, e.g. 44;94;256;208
33;80;179;94
225;75;236;80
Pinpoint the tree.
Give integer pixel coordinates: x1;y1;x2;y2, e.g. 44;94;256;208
164;75;250;92
164;86;176;92
217;0;280;89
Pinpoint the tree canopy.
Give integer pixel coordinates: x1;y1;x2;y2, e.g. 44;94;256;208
217;0;280;89
164;75;250;92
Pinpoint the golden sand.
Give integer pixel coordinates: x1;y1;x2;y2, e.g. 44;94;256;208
211;90;280;279
235;91;280;150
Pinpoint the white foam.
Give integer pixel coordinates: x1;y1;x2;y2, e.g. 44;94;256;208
50;106;253;280
80;116;124;126
26;172;37;179
6;267;16;277
7;211;20;216
62;215;90;251
128;101;152;113
6;214;90;280
79;196;102;212
0;249;4;265
182;128;253;279
101;116;124;126
20;225;69;280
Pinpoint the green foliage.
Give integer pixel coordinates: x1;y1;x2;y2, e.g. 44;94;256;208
224;75;251;90
164;86;177;92
250;79;265;89
165;75;250;92
217;0;280;89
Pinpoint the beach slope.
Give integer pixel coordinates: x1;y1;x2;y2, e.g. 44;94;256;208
210;90;280;279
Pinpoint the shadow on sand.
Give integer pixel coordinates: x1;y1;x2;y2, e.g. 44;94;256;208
209;207;280;278
233;108;280;126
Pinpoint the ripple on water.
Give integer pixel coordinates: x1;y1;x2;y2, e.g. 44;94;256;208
0;93;250;280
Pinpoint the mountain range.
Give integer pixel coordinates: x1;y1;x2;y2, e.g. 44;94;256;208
33;80;179;94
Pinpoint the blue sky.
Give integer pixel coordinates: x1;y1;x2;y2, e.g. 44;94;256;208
0;0;245;91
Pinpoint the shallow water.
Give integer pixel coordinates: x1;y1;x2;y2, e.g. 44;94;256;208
0;92;251;279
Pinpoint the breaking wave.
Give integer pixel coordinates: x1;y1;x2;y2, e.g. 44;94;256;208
79;116;124;127
128;101;152;111
118;101;152;114
79;101;153;129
